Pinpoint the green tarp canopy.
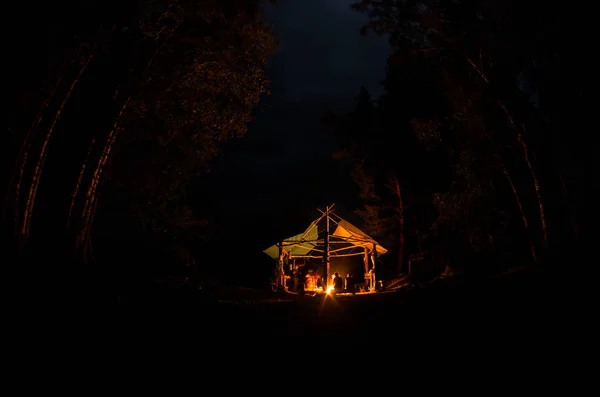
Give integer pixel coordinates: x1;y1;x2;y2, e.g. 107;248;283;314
332;219;388;255
263;222;319;259
263;214;387;259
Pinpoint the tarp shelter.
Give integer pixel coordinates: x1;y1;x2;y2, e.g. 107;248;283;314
263;204;387;292
263;222;319;259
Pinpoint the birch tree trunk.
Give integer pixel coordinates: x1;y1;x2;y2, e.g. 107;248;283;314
77;98;129;253
83;197;100;263
67;138;96;231
21;54;93;244
4;72;65;220
75;24;179;260
393;177;405;274
503;167;537;263
467;56;548;250
500;106;548;249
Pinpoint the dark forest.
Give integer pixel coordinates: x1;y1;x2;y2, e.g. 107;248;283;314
3;0;573;351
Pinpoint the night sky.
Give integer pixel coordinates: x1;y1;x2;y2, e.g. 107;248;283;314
265;0;389;101
204;1;390;254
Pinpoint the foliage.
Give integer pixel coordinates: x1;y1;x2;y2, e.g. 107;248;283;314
2;0;278;267
110;0;277;238
335;0;568;270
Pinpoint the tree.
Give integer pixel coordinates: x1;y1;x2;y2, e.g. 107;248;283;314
329;78;436;275
3;0;278;271
349;0;568;269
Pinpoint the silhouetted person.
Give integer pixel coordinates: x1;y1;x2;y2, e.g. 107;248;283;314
346;273;355;294
333;272;343;292
292;269;299;292
297;268;304;294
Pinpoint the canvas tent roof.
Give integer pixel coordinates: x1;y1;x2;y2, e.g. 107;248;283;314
263;221;319;259
263;209;387;259
332;219;388;255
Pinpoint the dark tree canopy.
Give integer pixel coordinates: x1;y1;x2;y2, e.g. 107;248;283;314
2;0;278;274
2;0;571;290
325;0;571;276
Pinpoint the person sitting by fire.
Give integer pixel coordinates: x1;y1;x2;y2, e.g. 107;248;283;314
333;272;343;292
305;269;315;290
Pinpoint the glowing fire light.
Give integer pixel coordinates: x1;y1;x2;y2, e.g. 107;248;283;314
326;286;334;294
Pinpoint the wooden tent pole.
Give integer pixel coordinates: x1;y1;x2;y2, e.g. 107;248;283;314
323;205;330;289
364;247;370;290
278;241;284;288
372;243;378;291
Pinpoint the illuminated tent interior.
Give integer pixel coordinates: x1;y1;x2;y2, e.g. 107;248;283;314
264;205;387;293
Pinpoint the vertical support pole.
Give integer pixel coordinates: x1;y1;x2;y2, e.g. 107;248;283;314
372;243;378;292
363;246;370;290
278;241;284;288
323;205;330;290
326;206;331;288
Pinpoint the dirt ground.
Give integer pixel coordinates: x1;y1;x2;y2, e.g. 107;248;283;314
10;267;550;363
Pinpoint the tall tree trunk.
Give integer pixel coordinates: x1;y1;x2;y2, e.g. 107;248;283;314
67;138;96;231
77;97;130;253
503;167;537;264
4;72;65;220
83;197;100;264
390;176;405;274
467;56;548;249
500;106;548;249
21;54;93;244
75;24;179;260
